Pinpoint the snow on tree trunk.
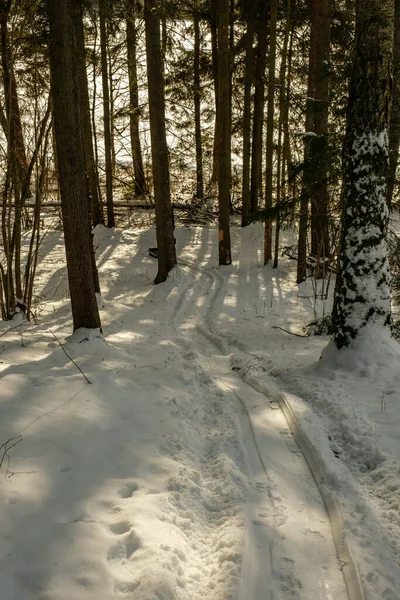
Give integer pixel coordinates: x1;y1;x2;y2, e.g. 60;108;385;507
331;0;394;350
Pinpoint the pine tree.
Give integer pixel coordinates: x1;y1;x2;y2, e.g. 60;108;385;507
144;0;176;283
331;0;393;349
126;0;147;197
47;0;102;332
388;0;400;208
99;0;115;228
216;0;232;265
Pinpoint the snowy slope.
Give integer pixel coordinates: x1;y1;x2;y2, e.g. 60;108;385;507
0;222;397;600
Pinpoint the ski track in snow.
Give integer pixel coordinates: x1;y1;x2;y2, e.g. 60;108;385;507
0;225;348;600
174;257;347;600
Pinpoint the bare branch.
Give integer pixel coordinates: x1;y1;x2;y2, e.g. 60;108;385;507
50;330;91;384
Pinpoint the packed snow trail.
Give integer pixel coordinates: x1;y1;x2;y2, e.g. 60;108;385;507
171;258;348;600
0;226;348;600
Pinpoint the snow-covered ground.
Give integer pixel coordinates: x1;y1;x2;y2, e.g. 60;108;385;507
0;222;399;600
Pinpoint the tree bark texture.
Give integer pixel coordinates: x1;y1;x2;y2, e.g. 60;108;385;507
194;11;204;200
309;0;331;272
250;7;268;215
73;3;104;227
332;0;393;348
264;0;278;264
126;4;147;197
297;0;319;283
241;1;255;227
210;2;219;189
217;0;232;265
273;0;291;269
47;0;101;331
99;0;115;228
0;4;28;190
144;0;177;283
388;0;400;207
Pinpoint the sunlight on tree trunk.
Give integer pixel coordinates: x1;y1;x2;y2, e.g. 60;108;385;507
144;0;176;283
331;0;393;350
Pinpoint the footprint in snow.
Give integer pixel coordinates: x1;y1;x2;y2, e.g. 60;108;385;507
109;520;131;535
114;580;139;594
117;482;139;498
107;531;141;563
96;499;122;513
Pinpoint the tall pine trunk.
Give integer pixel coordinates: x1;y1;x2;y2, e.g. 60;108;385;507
331;0;393;349
73;3;104;227
126;4;147;197
264;0;278;264
47;0;101;332
241;1;255;227
216;0;231;265
250;6;268;215
310;0;331;274
144;0;176;283
0;5;28;190
388;0;400;207
194;11;204;200
99;0;115;228
297;1;319;283
297;0;331;281
210;4;219;191
273;0;291;269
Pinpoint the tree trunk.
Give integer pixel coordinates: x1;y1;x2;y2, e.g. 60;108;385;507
99;0;115;228
264;0;278;264
297;1;319;284
90;16;103;209
273;0;291;269
126;4;147;197
250;6;268;215
241;1;255;227
388;0;400;208
194;11;204;200
283;20;294;204
210;4;219;190
0;5;28;190
144;0;176;283
73;3;104;227
331;0;393;349
47;0;101;332
310;0;331;275
216;0;231;265
107;37;117;178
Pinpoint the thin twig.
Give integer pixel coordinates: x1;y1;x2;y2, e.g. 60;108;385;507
19;387;85;434
0;322;25;340
272;325;308;338
6;469;37;478
0;436;23;470
50;330;91;384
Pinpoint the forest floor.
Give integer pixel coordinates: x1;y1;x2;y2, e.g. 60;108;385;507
0;221;399;600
